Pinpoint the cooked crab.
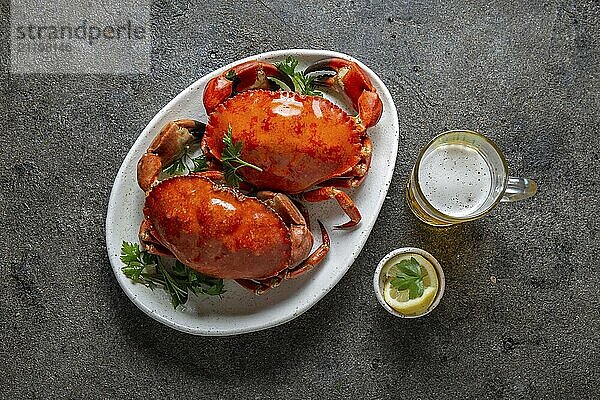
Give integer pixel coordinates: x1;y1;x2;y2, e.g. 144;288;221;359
139;171;329;294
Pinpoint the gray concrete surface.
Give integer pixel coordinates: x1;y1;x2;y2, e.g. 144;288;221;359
1;0;599;399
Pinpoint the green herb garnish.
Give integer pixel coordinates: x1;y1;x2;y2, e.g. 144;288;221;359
271;56;323;96
389;257;425;299
162;145;208;176
120;241;225;308
221;125;263;187
225;70;237;81
225;69;241;94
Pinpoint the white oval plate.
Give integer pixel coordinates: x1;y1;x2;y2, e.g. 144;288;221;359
106;49;399;336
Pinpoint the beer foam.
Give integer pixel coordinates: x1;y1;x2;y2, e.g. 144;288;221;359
418;144;492;218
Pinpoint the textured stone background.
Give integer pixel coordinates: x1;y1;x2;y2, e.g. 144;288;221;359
1;0;599;399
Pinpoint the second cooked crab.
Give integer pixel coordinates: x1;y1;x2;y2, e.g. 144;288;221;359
140;171;330;294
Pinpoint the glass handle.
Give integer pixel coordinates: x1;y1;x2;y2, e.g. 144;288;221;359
501;177;538;202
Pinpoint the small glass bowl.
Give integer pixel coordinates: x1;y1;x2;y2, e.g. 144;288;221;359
373;247;445;318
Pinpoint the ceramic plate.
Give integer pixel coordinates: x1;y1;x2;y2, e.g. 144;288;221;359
106;49;399;335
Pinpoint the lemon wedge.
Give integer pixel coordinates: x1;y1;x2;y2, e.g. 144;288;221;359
381;254;439;316
383;284;437;315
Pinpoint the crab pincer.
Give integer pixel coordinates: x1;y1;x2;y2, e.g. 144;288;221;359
203;61;293;115
137;119;206;192
305;58;383;130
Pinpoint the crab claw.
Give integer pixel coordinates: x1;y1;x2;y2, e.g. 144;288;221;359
203;61;290;114
137;119;206;192
305;58;383;129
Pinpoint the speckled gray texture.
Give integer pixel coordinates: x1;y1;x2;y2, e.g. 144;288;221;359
1;1;598;399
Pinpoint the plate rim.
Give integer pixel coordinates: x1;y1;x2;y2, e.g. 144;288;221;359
106;48;399;336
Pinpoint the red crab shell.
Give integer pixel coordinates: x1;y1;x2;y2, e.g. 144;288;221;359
203;90;362;194
143;175;292;280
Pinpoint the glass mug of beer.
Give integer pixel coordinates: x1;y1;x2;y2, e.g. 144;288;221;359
406;130;537;227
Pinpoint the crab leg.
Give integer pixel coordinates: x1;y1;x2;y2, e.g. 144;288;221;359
285;221;330;278
256;191;314;266
292;200;311;231
235;277;282;295
137;119;206;191
300;187;361;229
318;137;373;189
256;191;306;226
235;221;330;295
203;61;289;114
305;58;383;130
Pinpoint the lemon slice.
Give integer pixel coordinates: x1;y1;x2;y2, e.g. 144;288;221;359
381;255;439;316
383;284;437;315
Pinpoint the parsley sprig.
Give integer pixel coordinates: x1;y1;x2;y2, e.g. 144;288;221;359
120;242;225;308
162;145;208;176
225;70;241;94
271;56;323;96
221;125;263;187
389;257;425;299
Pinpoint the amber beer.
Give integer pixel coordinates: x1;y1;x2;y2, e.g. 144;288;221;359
407;130;537;226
